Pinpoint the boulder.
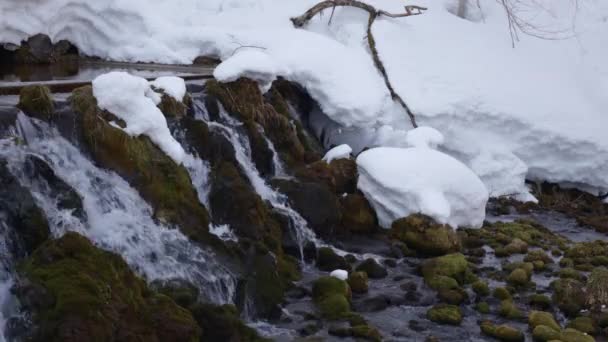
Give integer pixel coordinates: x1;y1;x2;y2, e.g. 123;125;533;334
480;321;525;342
339;194;377;234
348;272;369;293
312;276;351;319
18;85;54;121
426;304;462;325
391;214;461;256
316;247;351;272
355;258;387;279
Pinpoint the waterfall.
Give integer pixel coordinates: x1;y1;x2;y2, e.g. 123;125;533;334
0;113;236;305
0;224;16;342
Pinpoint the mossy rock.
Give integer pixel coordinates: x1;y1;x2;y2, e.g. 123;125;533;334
348;271;369;293
529;311;562;331
391;214;461;256
559;328;596;342
472;280;490;297
350;324;382;341
552;278;586;317
585;267;608;312
190;303;267;342
494;287;512;301
426;304;462;325
529;294;552;310
502;238;529;256
156;92;191;118
480;321;525;342
476;302;490;314
16;232;201;342
508;268;531;287
421;253;468;284
316;247;351;272
339;194;377;234
559;268;585;281
355;258;387;279
533;325;562;341
525;250;553;264
438;287;468;305
71;86;211;243
567;317;596;335
18;85;54;121
476;220;568;253
499;300;524;319
426;275;459;291
312;276;351;319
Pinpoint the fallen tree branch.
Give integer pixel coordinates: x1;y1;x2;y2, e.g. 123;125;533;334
291;0;426;128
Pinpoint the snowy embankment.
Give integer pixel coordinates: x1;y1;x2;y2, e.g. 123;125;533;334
2;0;607;214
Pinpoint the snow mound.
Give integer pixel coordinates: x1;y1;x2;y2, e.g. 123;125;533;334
357;146;489;229
406;126;444;149
330;269;348;280
92;72;186;163
150;76;186;102
323;144;352;163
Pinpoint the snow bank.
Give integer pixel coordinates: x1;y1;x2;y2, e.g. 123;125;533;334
92;72;186;163
406;127;444;149
322;144;352;163
2;0;608;196
357;146;489;229
330;269;348;280
150;76;186;101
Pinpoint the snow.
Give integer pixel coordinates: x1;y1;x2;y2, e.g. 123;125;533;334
330;269;349;280
322;144;352;163
406;127;444;149
357;146;489;229
1;0;607;197
150;76;187;102
92;72;186;163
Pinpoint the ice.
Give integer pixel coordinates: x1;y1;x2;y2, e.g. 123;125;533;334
322;144;352;163
357;146;489;228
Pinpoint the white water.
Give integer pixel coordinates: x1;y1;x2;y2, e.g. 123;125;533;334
0;221;15;342
0;113;236;304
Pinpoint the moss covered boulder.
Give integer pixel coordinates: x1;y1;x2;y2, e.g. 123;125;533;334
312;276;351;319
533;325;562;341
348;271;369;293
426;304;462;325
585;267;608;313
155;91;191;118
339;194;377;234
529;311;561;332
421;253;469;284
472;280;490;297
499;300;524;319
190;303;267;342
552;278;586;317
15;232;201;342
70;86;210;243
480;321;525;342
507;268;531;287
355;258;387;279
18;85;54;121
391;214;461;256
567;317;596;335
316;247;351;272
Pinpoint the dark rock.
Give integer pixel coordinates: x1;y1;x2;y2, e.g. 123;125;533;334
355;258;388;279
339;193;377;234
18;85;54;121
190;303;264;341
391;214;461;256
352;295;391;312
316;247;351;272
347;271;369;293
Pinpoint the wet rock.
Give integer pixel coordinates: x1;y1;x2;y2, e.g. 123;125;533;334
529;310;562;331
421;253;469;285
391;214;461;256
190;303;264;342
480;321;525;342
438;287;468;305
244;121;274;177
426;304;462;325
532;325;561;341
350;324;382;341
567;316;596;335
339;194;377;234
529;294;552;310
18;85;54;121
24;154;86;220
472;280;490;297
0;159;50;255
348;271;369;293
312;276;351;319
507;268;531;287
353;295;392;312
494;287;512;301
355;258;387;279
16;232;201;342
552;278;586;317
272;179;341;236
499;300;524;319
316;247;351;272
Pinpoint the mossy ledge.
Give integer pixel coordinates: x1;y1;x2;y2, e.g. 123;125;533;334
70;86;211;244
15;232;201;342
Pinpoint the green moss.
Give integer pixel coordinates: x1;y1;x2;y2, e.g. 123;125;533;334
567;316;596;335
18;85;54;121
552;278;586;317
559;268;584;281
476;302;490;314
426;304;462;325
318;294;350;320
472;280;490;297
70;86;210;243
499;300;524;319
585;267;608;312
525;250;553;264
480;321;525;342
312;276;351;319
529;294;552;310
156;92;190;118
340;194;377;234
529;311;562;331
560;328;596;342
421;253;468;284
508;268;531;287
391;214;461;256
350;324;382;341
18;232;201;342
190;303;268;342
348;271;369;293
426;275;459;291
494;287;512;301
532;325;561;342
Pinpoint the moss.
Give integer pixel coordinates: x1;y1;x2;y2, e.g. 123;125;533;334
18;232;201;342
339;194;377;234
566;317;596;335
426;304;462;325
529;294;552;310
316;247;351;272
391;214;461;256
559;268;584;281
585;267;608;312
480;321;525;342
533;325;562;342
350;324;382;341
476;302;490;314
560;328;596;342
508;268;531;287
18;85;54;121
494;287;512;301
552;278;586;317
529;311;562;331
472;280;490;296
312;276;350;301
70;86;210;243
438;287;468;305
499;300;524;319
318;294;351;320
156;92;190;118
190;303;268;342
348;271;369;293
355;258;387;279
421;253;468;284
525;250;553;264
473;220;569;254
426;275;459;291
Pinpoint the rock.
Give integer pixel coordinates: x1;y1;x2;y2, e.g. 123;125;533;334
18;85;54;121
567;317;596;335
560;328;596;342
330;158;358;194
426;275;459;291
426;304;462;325
529;311;562;331
312;276;351;319
244;121;275;177
472;280;490;297
507;268;531;287
339;194;377;234
533;325;562;341
355;258;387;279
476;302;490;314
353;295;391;312
348;271;369;293
156;92;190;118
272;179;341;236
499;300;524;319
529;294;552;310
350;324;382;342
480;321;525;342
0;159;50;255
316;247;351;272
391;214;461;256
438;287;468;305
494;287;512;301
585;267;608;312
16;232;201;342
421;253;468;284
190;303;264;342
525;250;553;264
552;278;586;317
13;34;55;64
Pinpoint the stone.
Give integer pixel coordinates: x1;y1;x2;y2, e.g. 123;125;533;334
507;268;531;287
339;194;377;234
480;321;525;342
348;272;369;293
18;85;54;121
316;247;351;272
426;304;462;325
529;311;561;332
355;258;388;279
391;214;460;256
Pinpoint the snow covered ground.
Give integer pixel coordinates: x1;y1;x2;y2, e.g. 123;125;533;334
2;0;607;199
